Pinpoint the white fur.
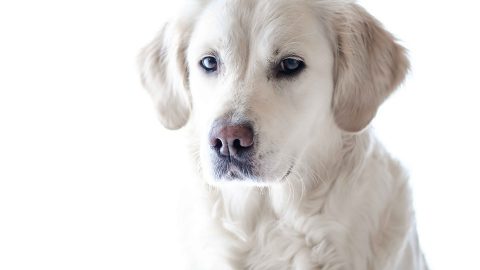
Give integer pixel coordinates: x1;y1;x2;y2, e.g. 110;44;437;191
139;0;428;269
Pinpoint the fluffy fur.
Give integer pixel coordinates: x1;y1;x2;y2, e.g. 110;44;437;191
139;0;428;269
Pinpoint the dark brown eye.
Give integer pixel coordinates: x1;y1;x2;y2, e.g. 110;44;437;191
279;57;305;76
200;56;218;73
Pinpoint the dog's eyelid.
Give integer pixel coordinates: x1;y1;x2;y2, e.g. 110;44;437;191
200;49;219;59
202;51;218;58
281;55;304;62
267;54;305;65
272;50;305;61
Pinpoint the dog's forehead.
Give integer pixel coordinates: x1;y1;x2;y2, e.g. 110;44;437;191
194;0;320;55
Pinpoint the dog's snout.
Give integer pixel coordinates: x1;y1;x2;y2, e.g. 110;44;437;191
209;123;254;158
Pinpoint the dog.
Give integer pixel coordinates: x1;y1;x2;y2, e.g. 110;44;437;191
138;0;428;269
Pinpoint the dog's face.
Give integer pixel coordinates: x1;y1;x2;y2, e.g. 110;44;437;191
139;0;409;186
186;1;336;184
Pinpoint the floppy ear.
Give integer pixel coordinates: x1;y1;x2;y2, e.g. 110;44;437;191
138;21;192;130
332;4;410;132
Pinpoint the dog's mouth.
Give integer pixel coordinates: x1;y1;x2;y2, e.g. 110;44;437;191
281;163;295;181
211;155;295;183
211;155;256;181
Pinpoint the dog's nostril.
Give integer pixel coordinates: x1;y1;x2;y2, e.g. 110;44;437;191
233;139;241;149
214;138;223;149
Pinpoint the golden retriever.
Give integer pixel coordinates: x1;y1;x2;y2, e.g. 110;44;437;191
138;0;428;269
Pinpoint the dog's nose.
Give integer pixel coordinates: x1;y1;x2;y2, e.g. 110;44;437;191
209;123;254;158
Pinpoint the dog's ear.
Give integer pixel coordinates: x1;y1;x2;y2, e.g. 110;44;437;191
332;4;409;132
138;20;192;130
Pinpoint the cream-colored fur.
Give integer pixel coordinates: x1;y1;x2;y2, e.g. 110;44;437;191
139;0;428;269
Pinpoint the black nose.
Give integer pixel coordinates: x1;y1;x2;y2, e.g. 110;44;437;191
209;122;254;158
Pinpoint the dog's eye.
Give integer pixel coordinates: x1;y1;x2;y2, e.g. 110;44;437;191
279;57;305;76
200;56;218;73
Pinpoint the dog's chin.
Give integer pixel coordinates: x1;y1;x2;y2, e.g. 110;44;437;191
206;163;295;187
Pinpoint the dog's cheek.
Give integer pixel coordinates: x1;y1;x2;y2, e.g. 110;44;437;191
253;118;293;180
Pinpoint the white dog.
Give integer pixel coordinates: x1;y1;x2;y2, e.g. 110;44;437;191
139;0;428;269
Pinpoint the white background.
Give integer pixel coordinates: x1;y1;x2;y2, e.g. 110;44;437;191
0;0;479;269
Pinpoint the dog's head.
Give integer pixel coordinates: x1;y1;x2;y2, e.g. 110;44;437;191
139;0;409;186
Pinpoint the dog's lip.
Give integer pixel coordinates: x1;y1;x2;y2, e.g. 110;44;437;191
280;163;295;181
220;162;295;182
212;158;255;180
210;153;295;182
225;164;244;176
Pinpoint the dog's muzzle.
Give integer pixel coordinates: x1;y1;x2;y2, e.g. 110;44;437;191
208;120;256;180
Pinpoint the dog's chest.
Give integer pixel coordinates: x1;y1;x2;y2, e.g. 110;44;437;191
211;190;346;270
242;216;344;270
